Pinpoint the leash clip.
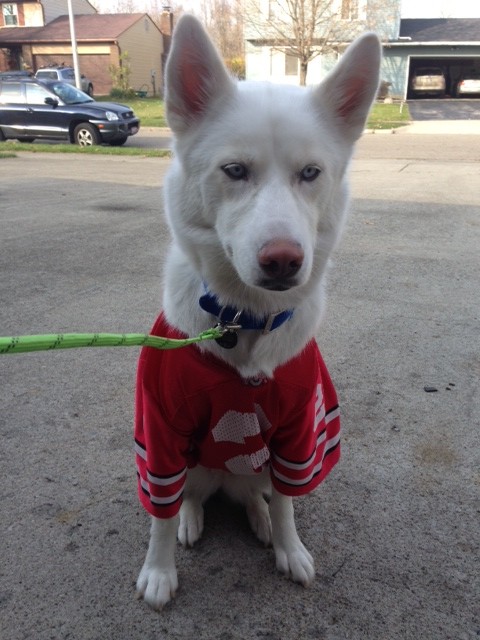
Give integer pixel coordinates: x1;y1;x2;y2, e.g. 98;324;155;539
214;310;243;349
216;309;243;334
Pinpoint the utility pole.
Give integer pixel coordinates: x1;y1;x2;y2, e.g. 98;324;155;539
67;0;82;90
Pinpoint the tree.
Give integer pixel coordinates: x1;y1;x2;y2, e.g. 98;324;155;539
246;0;397;86
108;50;134;97
245;0;343;85
198;0;245;77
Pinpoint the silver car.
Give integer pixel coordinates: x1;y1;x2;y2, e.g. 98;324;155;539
35;66;94;97
411;67;446;97
456;73;480;97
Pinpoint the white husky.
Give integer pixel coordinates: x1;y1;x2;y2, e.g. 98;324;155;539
135;15;380;609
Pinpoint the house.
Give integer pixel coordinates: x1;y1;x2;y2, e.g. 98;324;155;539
0;1;165;96
244;1;480;99
0;0;96;29
384;19;480;98
244;0;400;86
0;0;96;68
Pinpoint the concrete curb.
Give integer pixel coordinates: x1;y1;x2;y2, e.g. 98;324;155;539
364;120;480;135
144;123;480;137
393;120;480;134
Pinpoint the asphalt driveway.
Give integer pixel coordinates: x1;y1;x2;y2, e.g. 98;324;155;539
408;98;480;120
1;135;479;640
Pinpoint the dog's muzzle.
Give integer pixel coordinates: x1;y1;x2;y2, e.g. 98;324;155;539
257;240;304;290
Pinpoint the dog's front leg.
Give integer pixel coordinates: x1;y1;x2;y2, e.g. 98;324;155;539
269;487;315;587
136;515;179;610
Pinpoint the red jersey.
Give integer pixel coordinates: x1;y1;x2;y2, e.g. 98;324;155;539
135;313;340;519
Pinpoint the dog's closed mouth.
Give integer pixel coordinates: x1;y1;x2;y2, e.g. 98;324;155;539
258;279;297;292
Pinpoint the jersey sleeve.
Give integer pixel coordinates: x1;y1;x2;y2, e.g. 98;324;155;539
134;347;191;519
269;353;340;497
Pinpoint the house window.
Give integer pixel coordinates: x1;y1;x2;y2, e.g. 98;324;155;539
2;3;18;26
341;0;359;20
285;51;298;76
268;0;277;20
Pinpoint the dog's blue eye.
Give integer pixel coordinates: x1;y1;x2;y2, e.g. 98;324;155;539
300;165;321;182
222;163;248;181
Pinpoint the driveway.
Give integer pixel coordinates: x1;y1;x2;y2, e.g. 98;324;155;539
408;98;480;120
1;135;479;640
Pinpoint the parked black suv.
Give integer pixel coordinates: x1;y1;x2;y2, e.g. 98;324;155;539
0;78;140;146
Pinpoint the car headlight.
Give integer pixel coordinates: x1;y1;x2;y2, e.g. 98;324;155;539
105;111;120;121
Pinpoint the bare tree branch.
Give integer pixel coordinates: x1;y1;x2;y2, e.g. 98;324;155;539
246;0;396;85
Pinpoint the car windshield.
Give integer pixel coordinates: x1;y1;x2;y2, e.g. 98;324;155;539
50;82;93;104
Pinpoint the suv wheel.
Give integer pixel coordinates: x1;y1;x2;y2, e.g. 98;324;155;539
74;123;101;146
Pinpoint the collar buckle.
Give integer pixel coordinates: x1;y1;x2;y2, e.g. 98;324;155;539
262;310;286;334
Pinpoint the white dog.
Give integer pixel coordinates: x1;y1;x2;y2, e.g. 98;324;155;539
135;15;380;609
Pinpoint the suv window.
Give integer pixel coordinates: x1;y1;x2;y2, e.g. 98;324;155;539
25;83;52;104
35;70;58;81
0;82;24;102
62;70;76;81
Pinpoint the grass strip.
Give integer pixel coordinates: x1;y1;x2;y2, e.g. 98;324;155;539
0;141;170;157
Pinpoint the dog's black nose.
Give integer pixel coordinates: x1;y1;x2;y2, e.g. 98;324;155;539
258;240;304;280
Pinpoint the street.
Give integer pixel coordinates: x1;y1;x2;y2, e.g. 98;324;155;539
0;134;479;640
408;98;480;120
124;126;172;149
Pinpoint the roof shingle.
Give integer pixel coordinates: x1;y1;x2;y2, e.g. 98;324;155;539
0;13;151;43
400;18;480;42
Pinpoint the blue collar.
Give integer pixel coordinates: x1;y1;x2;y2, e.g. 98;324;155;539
199;288;294;334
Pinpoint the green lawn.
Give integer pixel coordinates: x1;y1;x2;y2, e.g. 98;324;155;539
0;141;169;157
98;95;167;127
124;97;167;127
368;102;410;130
118;97;410;130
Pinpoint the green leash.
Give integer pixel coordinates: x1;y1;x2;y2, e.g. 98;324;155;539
0;328;224;355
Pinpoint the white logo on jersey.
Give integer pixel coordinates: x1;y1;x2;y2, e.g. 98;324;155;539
212;404;272;444
212;405;272;474
314;383;325;432
224;446;270;474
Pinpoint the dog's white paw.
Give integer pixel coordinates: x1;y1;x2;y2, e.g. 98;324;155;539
246;497;272;546
178;499;204;547
136;564;178;610
274;540;315;586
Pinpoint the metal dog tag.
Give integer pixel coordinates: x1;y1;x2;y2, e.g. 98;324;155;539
215;330;238;349
214;311;242;349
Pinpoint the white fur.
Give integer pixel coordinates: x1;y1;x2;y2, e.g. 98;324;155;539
136;15;381;610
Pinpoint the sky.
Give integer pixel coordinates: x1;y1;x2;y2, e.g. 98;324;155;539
401;0;479;18
92;0;480;18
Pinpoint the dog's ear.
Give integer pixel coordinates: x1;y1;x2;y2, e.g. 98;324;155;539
315;32;381;141
165;14;235;134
